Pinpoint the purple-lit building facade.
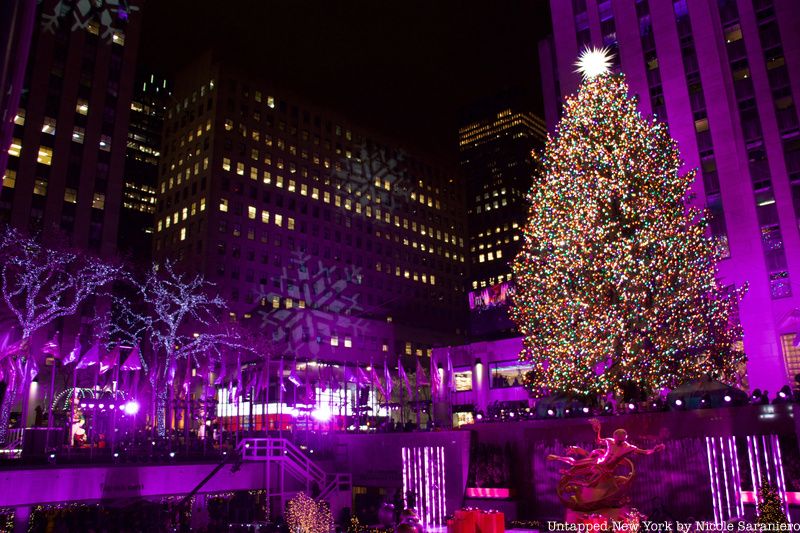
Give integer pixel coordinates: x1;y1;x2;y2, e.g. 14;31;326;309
1;0;142;257
539;0;800;392
154;52;468;362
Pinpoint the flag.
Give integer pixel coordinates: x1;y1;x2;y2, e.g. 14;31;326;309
398;361;412;397
356;366;370;385
430;352;441;399
63;337;81;365
446;350;455;392
415;359;429;385
370;366;386;398
99;346;120;374
42;335;60;357
76;342;101;369
120;344;142;370
383;360;393;399
279;359;287;392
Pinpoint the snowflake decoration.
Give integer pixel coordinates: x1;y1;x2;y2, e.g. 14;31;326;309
255;252;367;357
332;142;411;213
40;0;139;42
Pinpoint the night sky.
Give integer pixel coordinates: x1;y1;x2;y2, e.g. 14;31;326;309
138;1;551;166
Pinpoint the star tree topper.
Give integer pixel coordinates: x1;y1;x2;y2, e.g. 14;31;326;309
575;47;615;79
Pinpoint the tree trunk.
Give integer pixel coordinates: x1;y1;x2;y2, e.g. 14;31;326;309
0;382;17;443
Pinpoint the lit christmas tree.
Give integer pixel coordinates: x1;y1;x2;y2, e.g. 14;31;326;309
510;49;746;398
756;479;788;525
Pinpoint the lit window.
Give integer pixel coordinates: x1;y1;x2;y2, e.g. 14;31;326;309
781;334;800;382
8;138;21;157
13;110;24;125
324;191;330;203
261;211;270;223
267;96;275;108
331;335;339;347
248;206;257;219
61;186;78;201
92;193;105;209
220;198;229;212
182;207;188;220
275;214;283;226
236;162;244;176
312;187;319;199
288;180;296;192
250;168;258;180
225;119;233;131
223;158;231;171
695;118;709;133
37;146;53;165
276;175;284;188
33;180;47;196
99;135;111;151
405;342;412;355
344;337;352;348
287;217;295;230
76;100;89;115
200;198;206;211
42;117;56;135
2;169;16;189
300;183;308;196
180;227;187;241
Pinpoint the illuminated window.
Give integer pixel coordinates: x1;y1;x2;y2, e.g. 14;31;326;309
200;198;206;211
76;99;89;115
300;183;308;196
490;361;527;388
261;211;270;223
287;217;295;230
223;158;231;171
248;206;257;219
236;162;244;176
180;227;187;241
224;119;233;131
33;180;47;196
92;193;105;209
781;334;800;382
13;110;24;125
2;169;16;189
250;168;258;180
331;335;339;347
276;175;284;188
344;336;352;348
275;213;282;226
288;180;296;192
220;198;229;212
267;96;275;108
405;342;412;355
37;146;53;165
42;117;56;135
454;370;473;392
8;138;21;157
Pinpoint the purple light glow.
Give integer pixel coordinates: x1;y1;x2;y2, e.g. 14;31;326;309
402;445;446;528
123;401;140;415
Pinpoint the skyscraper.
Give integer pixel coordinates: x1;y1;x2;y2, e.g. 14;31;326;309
539;0;800;391
118;72;167;263
1;0;142;257
153;53;468;360
459;98;546;338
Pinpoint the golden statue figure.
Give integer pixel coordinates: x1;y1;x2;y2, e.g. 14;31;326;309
547;418;664;521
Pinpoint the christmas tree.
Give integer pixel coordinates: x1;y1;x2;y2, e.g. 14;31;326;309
510;49;746;398
756;479;788;525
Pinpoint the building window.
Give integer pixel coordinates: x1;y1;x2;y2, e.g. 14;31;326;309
37;147;53;165
72;127;85;143
248;206;256;219
92;193;105;209
2;169;16;189
33;180;47;196
223;158;231;171
99;135;111;151
490;361;527;388
220;198;229;212
344;336;352;348
76;99;89;115
331;335;339;347
64;188;77;203
42;117;56;135
781;334;800;382
454;370;473;392
13;110;24;125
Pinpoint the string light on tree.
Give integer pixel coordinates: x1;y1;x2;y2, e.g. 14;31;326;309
510;59;746;399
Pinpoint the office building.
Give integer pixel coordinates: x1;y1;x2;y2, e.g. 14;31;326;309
153;53;469;359
539;0;800;391
459;98;546;338
1;0;142;257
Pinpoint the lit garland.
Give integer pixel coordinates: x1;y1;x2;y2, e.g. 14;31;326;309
509;73;746;398
286;492;333;533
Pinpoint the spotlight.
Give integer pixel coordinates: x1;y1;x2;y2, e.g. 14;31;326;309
49;453;55;459
582;407;590;414
119;405;125;411
88;403;95;409
169;452;175;458
123;401;140;415
627;403;635;411
98;404;104;409
80;403;86;408
476;413;483;420
113;452;119;458
603;404;612;413
509;412;515;418
109;404;115;410
675;399;683;407
547;409;555;416
724;395;732;403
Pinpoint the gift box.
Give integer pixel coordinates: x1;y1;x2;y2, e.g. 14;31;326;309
478;510;504;533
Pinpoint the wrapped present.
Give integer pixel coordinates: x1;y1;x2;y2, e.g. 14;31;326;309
454;508;481;533
478;510;505;533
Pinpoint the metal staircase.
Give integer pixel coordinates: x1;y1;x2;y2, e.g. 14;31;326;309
1;428;23;458
237;438;352;513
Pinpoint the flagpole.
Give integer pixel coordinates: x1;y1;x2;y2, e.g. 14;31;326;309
68;362;77;458
278;358;283;441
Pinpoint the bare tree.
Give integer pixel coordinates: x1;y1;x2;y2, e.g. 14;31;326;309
0;227;122;441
